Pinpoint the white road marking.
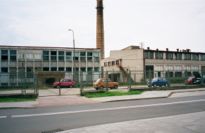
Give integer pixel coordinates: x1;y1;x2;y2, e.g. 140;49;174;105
12;99;205;118
0;116;7;119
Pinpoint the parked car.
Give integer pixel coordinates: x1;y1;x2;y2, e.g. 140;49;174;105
147;77;169;87
53;79;75;88
93;78;119;90
185;76;205;85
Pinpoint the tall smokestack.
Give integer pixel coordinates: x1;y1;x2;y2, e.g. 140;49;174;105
96;0;104;59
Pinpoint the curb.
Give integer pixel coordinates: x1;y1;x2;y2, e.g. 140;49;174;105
1;88;205;109
92;88;205;103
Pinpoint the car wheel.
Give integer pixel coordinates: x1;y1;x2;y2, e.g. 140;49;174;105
114;85;118;89
57;85;60;89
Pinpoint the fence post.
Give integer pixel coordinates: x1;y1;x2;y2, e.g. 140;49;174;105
58;86;61;96
128;70;131;90
105;71;109;92
201;73;204;86
80;70;84;96
34;74;39;96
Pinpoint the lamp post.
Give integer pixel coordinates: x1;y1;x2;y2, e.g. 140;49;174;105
68;29;75;81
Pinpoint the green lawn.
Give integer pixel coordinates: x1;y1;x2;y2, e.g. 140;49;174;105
84;90;143;98
0;95;37;102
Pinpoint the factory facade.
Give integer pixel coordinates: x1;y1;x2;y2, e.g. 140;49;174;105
102;45;205;82
0;45;101;87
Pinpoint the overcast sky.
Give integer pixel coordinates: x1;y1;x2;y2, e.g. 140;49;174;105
0;0;205;57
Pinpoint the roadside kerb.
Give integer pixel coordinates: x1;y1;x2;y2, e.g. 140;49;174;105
0;88;205;109
91;88;205;102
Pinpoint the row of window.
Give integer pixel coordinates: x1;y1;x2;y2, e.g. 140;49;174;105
1;50;17;61
104;59;122;67
0;67;100;73
0;67;35;73
144;51;205;61
165;71;198;78
43;51;99;62
0;49;100;62
43;67;99;72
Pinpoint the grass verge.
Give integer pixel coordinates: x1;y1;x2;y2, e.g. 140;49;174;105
84;90;143;98
0;95;37;102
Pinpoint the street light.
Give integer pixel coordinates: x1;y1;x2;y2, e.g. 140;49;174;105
68;29;76;81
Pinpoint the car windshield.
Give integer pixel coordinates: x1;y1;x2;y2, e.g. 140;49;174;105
60;79;71;82
188;77;194;80
152;78;159;81
95;79;102;83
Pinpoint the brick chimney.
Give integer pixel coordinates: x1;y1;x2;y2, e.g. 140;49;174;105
96;0;104;59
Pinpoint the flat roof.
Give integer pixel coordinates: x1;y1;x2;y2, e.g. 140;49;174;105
0;45;100;51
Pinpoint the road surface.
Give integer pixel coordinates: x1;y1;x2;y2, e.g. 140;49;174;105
0;95;205;133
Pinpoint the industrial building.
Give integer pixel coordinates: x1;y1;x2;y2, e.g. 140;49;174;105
102;45;205;82
0;45;101;87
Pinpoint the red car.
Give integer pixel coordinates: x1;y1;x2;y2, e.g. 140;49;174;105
185;76;201;84
53;79;75;88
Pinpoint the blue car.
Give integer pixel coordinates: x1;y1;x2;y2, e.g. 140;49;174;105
148;77;169;87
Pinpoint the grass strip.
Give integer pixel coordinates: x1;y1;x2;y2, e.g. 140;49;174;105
0;95;37;102
84;90;143;98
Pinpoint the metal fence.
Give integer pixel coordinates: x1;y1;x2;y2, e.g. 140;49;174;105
0;70;204;94
0;72;38;95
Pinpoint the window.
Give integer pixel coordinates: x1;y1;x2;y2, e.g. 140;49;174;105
59;67;64;71
58;51;64;61
80;52;86;62
144;51;154;59
166;52;173;60
175;72;182;77
10;50;16;61
87;67;93;72
51;67;57;71
112;61;115;66
104;62;107;67
66;67;72;72
184;53;191;60
51;51;57;61
94;57;99;62
27;67;33;78
201;54;205;61
80;52;86;56
74;52;79;61
43;67;49;71
166;72;173;78
80;57;86;62
80;67;86;72
87;57;93;62
10;67;17;73
74;67;79;72
155;52;163;59
43;51;49;61
94;67;99;72
93;52;99;57
66;52;72;61
175;53;182;60
1;50;8;61
87;52;93;56
1;67;8;73
192;54;199;61
87;52;93;62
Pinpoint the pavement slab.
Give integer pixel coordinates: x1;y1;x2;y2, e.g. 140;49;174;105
36;95;98;107
59;111;205;133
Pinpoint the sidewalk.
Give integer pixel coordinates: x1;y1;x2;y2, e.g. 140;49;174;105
0;88;205;108
59;111;205;133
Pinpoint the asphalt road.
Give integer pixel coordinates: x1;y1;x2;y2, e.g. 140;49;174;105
0;95;205;133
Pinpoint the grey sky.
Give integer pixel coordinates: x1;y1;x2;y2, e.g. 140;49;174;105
0;0;205;57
